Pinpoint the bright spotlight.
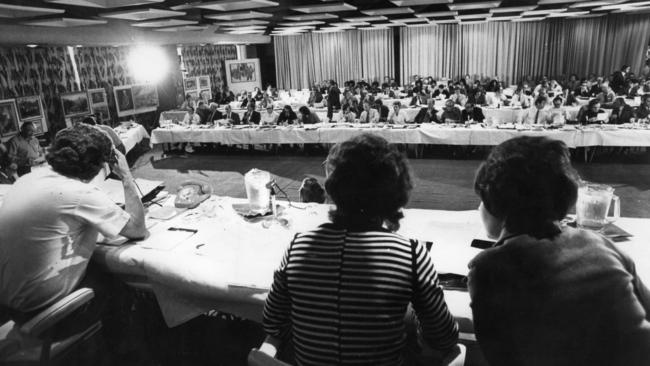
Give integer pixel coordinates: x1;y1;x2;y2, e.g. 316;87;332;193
129;45;168;84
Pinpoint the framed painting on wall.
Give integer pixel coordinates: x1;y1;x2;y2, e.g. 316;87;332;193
228;62;256;83
91;104;111;124
132;84;159;114
16;95;43;120
0;99;19;138
60;91;90;117
184;78;197;91
114;86;135;117
199;76;210;89
88;88;107;105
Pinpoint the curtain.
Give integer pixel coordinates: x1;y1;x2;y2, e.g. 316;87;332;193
0;46;76;132
274;29;394;89
181;45;238;94
400;13;650;85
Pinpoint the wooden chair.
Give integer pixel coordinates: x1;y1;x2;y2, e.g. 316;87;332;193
0;288;102;366
247;344;467;366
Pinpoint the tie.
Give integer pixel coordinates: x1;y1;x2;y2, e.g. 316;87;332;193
534;109;539;124
366;111;370;123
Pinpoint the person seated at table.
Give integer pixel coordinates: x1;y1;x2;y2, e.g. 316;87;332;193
590;76;605;96
637;94;650;120
612;64;631;95
207;102;223;123
307;86;323;107
266;84;278;98
242;102;261;125
6;121;45;177
260;105;279;126
440;99;462;124
449;87;468;107
240;91;255;109
432;83;450;99
261;133;459;365
609;97;635;124
337;103;356;123
298;177;325;204
387;101;409;124
180;93;195;109
486;87;509;108
549;80;563;97
548;96;569;125
359;100;380;123
182;106;201;125
82;116;127;155
259;93;274;110
0;124;147;345
277;105;298;125
577;99;606;124
461;102;485;123
511;87;532;108
374;99;390;122
576;80;592;97
471;87;488;106
341;90;360;117
469;135;650;366
0;142;17;184
218;86;235;104
252;87;264;101
564;89;580;107
410;91;429;107
222;104;241;125
414;98;440;124
517;97;551;125
382;83;397;98
195;101;211;123
298;106;320;125
565;74;581;93
626;78;642;98
596;82;616;108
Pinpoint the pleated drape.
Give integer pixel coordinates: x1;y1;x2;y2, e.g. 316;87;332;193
274;29;394;89
399;13;650;85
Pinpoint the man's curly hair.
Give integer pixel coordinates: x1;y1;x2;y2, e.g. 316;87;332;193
46;124;112;181
325;133;413;232
474;136;580;239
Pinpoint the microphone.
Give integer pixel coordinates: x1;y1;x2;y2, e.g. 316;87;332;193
265;179;277;190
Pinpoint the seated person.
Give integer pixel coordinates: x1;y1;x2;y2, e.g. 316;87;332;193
486;87;509;108
219;86;235;104
471;88;487;106
242;102;261;125
469;135;650;366
6;121;45;176
381;84;397;98
410;92;429;107
180;93;195;109
195;101;211;123
252;87;264;101
564;90;580;106
240;92;255;109
277;105;298;125
82;116;126;155
596;82;616;108
387;101;409;124
359;100;380;123
448;87;468;107
374;99;390;122
337;104;356;123
207;102;223;123
262;134;459;365
182;106;201;125
609;97;635;124
440;100;462;124
298;177;325;204
0;143;17;184
414;99;440;124
637;94;650;119
461;102;485;123
577;99;606;124
517;97;551;125
298;106;321;125
222;104;241;125
511;87;532;108
260;105;278;126
307;87;323;107
548;96;569;125
432;84;450;99
0;124;147;337
576;80;592;97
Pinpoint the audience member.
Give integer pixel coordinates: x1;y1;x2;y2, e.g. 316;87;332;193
262;134;459;365
469;135;650;366
6;121;45;176
511;87;532;108
548;96;568;125
260;105;278;126
298;106;320;124
82;116;126;155
461;102;485;123
277;105;298;125
518;97;551;125
207;102;223;123
387;101;409;124
242;102;261;125
307;86;323;107
359;100;379;123
449;87;467;107
223;104;241;125
326;80;341;121
182;106;201;125
337;103;356;123
414;99;440;123
0;143;16;184
596;82;616;108
298;177;325;204
637;94;650;119
440;100;462;124
609;97;635;124
577;99;605;124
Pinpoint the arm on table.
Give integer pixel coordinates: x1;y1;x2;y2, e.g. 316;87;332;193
110;149;147;239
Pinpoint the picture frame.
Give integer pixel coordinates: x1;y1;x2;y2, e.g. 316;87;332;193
91;104;111;124
199;76;210;89
60;91;90;117
0;99;20;138
132;84;159;114
88;88;107;105
184;78;198;91
199;89;212;102
113;86;135;117
16;95;43;120
229;62;256;83
20;118;45;136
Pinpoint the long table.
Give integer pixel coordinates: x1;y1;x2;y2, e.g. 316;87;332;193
150;124;650;148
115;123;150;154
93;196;650;333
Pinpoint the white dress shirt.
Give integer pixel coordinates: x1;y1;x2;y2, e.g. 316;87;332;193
518;106;552;125
387;109;409;124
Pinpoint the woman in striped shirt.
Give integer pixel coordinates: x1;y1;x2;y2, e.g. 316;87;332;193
262;133;459;365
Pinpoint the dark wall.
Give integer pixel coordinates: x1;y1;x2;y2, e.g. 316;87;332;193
247;44;276;88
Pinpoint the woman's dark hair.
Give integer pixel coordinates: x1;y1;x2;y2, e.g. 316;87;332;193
298;106;310;116
46;124;112;181
474;136;579;239
325;133;413;231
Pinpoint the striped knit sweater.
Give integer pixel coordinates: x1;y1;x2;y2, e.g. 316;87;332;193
263;223;459;366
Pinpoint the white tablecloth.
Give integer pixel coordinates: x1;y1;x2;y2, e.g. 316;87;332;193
93;196;650;329
150;124;650;148
115;124;150;153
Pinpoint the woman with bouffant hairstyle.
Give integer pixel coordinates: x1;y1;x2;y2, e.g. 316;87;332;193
46;123;113;181
469;136;650;366
262;134;458;365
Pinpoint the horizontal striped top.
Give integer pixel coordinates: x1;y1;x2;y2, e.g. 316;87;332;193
263;224;458;366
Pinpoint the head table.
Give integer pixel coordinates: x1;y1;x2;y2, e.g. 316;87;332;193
90;194;650;336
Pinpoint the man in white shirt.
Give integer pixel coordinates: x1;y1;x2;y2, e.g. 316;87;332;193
0;124;146;336
518;97;552;125
359;100;379;123
182;106;200;125
387;101;409;124
6;121;45;176
260;105;278;126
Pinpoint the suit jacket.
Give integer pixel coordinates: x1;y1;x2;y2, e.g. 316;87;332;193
224;111;241;125
414;107;439;123
207;109;223;123
609;105;635;124
461;108;485;123
242;110;261;124
377;105;390;122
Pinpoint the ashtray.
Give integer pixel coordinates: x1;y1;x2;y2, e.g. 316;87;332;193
232;203;285;221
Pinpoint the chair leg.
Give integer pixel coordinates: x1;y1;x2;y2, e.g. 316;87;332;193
39;336;52;366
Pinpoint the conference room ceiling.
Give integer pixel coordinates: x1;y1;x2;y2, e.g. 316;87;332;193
0;0;646;42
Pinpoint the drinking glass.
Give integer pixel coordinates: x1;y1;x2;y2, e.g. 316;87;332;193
244;169;271;214
576;183;620;231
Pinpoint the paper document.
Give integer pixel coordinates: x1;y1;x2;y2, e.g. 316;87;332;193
95;178;164;205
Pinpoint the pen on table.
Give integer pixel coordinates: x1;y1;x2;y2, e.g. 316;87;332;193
168;227;198;233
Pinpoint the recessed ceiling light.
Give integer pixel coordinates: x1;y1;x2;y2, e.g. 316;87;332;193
290;2;357;14
362;8;414;16
284;13;338;21
131;18;197;27
415;11;458;17
570;0;627;7
489;15;522;21
330;21;368;26
26;44;38;48
490;6;537;13
393;17;429;23
45;0;164;8
23;17;107;27
195;0;278;11
432;19;459;24
537;0;585;4
612;4;650;12
204;10;273;20
448;1;501;11
343;16;387;22
456;13;491;20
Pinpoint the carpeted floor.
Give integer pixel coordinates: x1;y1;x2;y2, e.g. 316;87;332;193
131;145;650;218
